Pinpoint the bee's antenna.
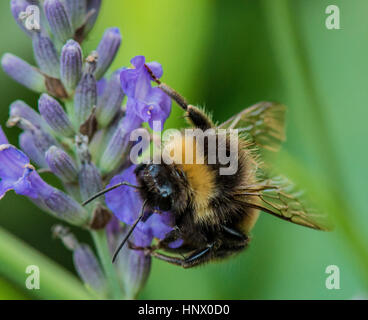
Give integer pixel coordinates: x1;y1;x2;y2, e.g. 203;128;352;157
82;182;140;206
112;199;148;263
144;64;189;110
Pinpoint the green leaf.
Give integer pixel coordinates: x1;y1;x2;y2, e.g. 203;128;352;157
0;227;92;300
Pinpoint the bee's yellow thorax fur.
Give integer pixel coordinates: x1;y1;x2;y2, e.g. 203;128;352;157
163;134;217;223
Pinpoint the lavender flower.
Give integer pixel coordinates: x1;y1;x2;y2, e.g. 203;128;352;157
2;0;175;299
0;143;87;225
121;56;171;130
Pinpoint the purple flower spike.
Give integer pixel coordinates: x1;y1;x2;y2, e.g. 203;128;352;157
43;0;73;44
1;53;46;93
60;40;83;93
38;93;75;137
74;52;97;126
10;0;33;36
63;0;87;31
32;31;60;78
0;144;88;225
95;28;122;80
96;69;125;127
120;56;171;131
73;244;107;295
46;146;78;183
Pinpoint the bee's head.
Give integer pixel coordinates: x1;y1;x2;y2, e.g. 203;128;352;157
134;163;187;212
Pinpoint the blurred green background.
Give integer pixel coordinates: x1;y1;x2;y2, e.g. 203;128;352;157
1;0;368;299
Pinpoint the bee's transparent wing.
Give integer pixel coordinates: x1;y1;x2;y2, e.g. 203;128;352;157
236;175;332;231
218;101;286;152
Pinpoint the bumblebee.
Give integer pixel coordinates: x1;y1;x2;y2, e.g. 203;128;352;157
84;64;330;268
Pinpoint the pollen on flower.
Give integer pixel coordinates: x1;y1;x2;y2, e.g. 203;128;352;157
24;163;36;171
86;52;99;64
0;144;10;151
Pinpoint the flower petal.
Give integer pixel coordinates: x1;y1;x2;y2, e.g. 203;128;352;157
146;61;163;79
0;126;9;145
0;145;30;180
105;166;142;225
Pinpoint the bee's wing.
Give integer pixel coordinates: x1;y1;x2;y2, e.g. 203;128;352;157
218;101;286;152
236;175;332;231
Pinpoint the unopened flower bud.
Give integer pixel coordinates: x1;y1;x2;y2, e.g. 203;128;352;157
10;0;33;36
96;69;125;127
9;100;45;129
74;53;97;126
9;117;58;167
115;229;151;299
32;31;60;78
63;0;86;31
38;93;75;137
1;53;46;93
60;40;83;93
84;0;102;36
46;146;78;183
43;0;73;44
19;131;48;167
73;244;107;294
78;161;102;202
94;28;122;80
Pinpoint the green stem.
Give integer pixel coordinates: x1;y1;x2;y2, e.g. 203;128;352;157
91;229;123;300
0;227;92;300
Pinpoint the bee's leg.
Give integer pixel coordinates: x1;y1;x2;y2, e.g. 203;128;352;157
150;243;215;269
221;225;248;241
149;251;184;267
155;228;181;249
144;64;214;130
